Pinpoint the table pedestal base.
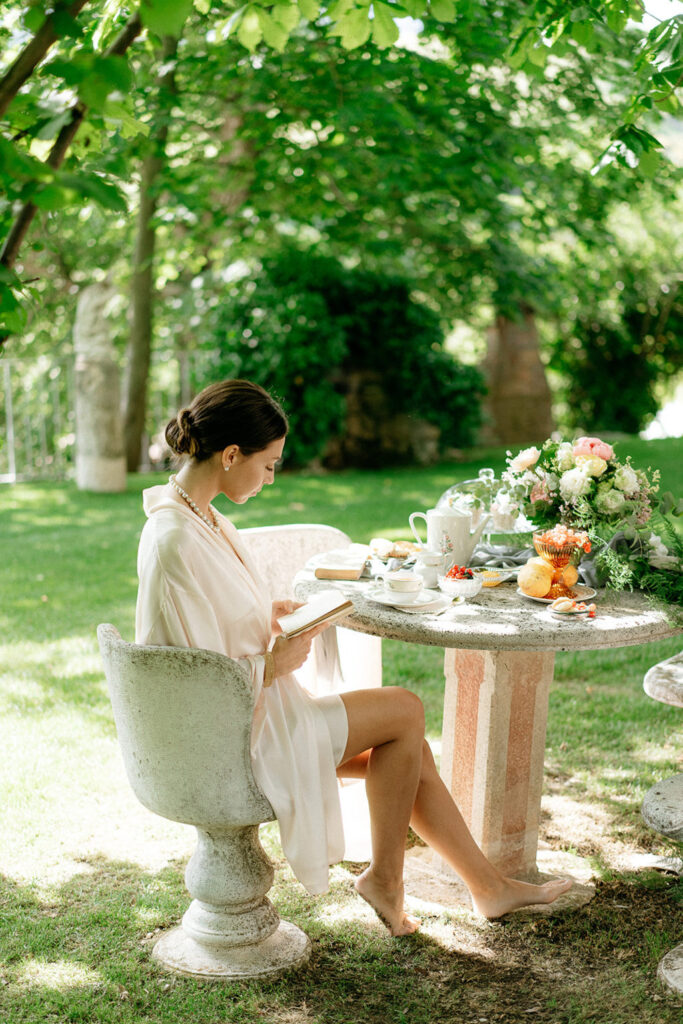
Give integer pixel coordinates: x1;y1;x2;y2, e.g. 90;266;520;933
403;846;595;917
441;647;555;877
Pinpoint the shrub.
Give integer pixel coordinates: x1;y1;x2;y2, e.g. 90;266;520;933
202;249;485;466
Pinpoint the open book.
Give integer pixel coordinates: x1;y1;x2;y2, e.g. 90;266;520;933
277;589;354;639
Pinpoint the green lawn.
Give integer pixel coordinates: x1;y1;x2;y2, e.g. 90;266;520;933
1;436;682;1023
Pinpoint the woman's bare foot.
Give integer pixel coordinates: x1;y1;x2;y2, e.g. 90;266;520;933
471;876;573;920
355;868;421;936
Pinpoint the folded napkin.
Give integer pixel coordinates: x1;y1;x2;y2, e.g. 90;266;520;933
469;543;533;569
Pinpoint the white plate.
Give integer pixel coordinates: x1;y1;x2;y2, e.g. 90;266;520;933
516;584;597;604
365;588;452;613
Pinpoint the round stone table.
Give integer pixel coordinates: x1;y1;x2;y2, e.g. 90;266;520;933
295;569;680;899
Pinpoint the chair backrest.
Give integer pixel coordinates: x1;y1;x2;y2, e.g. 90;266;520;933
241;523;351;600
97;624;274;828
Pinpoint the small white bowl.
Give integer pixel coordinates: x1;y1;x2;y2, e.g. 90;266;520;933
438;574;483;599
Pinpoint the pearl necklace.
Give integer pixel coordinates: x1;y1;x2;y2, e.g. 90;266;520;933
169;475;220;534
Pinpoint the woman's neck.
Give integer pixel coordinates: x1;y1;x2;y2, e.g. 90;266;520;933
173;461;218;517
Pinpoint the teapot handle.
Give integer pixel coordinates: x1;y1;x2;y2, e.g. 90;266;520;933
409;512;428;546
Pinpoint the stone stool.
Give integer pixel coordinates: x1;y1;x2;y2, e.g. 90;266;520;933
97;624;310;980
641;650;683;996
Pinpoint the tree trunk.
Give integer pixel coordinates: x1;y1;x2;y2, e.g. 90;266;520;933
122;36;179;472
482;306;554;444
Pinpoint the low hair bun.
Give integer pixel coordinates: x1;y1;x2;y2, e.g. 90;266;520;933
165;407;200;457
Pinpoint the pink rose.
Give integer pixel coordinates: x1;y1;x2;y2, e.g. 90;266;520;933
530;481;551;503
572;436;614;462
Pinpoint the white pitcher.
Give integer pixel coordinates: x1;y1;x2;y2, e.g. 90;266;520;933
409;507;488;568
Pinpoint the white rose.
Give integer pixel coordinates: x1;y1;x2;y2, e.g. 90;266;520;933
556;443;575;472
559;468;592;501
595;486;626;514
509;446;541;473
574;455;608;478
614;464;639;496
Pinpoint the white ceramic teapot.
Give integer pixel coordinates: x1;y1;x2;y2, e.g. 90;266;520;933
409;506;489;569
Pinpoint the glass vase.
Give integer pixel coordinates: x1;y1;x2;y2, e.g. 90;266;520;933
533;535;579;599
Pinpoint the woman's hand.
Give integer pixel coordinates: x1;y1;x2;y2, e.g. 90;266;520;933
270;621;330;677
271;599;304;637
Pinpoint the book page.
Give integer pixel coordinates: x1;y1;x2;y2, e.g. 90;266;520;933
277;589;353;638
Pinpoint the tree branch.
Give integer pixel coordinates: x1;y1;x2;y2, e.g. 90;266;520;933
0;11;143;348
0;0;90;118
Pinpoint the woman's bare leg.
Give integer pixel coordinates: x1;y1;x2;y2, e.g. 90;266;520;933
337;687;425;936
407;740;572;917
338;688;571;932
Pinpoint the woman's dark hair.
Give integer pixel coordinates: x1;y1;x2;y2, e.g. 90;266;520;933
165;379;288;461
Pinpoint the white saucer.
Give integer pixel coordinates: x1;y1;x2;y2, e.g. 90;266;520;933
365;588;451;613
516;584;597;604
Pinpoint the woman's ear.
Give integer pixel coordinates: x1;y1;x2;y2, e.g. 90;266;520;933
221;444;240;471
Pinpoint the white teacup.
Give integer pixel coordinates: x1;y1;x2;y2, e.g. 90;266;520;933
383;569;423;604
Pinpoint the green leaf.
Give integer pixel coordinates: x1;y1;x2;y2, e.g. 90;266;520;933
637;150;660;177
429;0;455;22
372;1;399;48
256;7;289;50
272;4;301;32
237;8;263;50
298;0;320;20
193;0;211;12
527;43;548;67
59;172;128;211
35;110;74;140
331;8;371;49
140;0;193;38
571;21;594;46
327;0;355;21
23;5;46;32
606;10;628;33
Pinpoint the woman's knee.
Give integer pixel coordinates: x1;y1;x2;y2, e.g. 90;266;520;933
384;686;425;734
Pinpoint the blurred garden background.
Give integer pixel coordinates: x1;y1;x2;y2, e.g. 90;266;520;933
1;1;683;1022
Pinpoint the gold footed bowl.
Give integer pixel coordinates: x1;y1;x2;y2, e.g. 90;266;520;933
533;536;579;600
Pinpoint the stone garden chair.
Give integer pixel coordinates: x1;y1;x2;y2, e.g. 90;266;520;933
641;650;683;996
98;623;310;981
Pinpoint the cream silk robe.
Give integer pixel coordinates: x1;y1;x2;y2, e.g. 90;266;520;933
135;485;347;895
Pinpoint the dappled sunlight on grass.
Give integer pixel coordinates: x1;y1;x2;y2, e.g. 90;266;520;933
14;959;105;992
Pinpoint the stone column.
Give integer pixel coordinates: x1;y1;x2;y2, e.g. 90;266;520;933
440;647;555;878
73;282;126;492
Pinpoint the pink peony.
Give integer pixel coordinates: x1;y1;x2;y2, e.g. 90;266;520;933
572;436;614;462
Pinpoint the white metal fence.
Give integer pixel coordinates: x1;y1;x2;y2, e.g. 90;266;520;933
0;356;75;484
0;349;219;483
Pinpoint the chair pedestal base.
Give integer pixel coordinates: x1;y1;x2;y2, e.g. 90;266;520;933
153;920;311;980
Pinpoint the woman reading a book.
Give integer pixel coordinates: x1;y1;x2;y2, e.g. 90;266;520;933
136;378;571;936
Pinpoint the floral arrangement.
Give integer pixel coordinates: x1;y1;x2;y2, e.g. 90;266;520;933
501;436;682;608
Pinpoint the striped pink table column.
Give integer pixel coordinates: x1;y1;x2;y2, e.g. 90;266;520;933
440;647;555;878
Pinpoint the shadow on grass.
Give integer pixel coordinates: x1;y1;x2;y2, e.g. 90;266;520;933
1;854;682;1024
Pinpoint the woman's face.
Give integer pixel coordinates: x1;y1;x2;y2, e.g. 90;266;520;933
222;436;286;504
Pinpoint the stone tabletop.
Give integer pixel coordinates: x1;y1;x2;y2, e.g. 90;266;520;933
294;570;680;653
